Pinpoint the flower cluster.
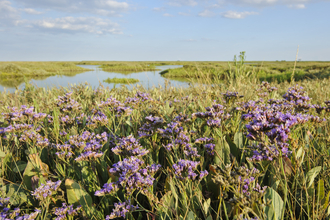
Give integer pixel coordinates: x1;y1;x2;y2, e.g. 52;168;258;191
256;81;277;97
86;110;108;128
112;135;149;157
195;137;215;155
192;102;231;128
172;159;208;181
95;156;161;195
157;122;183;139
222;91;244;103
2;105;47;124
31;180;62;201
56;92;82;112
282;85;313;112
54;203;81;220
239;85;325;161
138;115;164;138
105;200;139;219
165;132;200;158
125;91;153;107
19;130;49;147
98;96;132;116
212;164;267;216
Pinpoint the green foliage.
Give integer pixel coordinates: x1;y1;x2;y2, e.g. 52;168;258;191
103;77;139;84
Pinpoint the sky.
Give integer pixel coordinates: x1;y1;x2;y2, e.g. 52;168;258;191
0;0;329;61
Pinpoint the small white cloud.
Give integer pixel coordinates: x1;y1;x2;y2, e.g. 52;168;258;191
22;16;122;35
222;10;258;19
163;13;174;17
167;0;198;6
153;7;166;11
198;9;216;17
13;0;130;17
21;8;43;14
97;0;129;10
288;3;305;9
178;11;190;16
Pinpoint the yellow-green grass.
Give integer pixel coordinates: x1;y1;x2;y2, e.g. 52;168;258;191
103;77;139;84
0;62;90;79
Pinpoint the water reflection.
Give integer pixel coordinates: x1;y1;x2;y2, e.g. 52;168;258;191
0;65;189;93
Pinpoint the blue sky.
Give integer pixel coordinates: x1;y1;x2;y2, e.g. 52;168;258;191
0;0;329;61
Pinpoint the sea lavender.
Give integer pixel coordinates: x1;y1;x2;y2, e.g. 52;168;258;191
54;203;81;220
105;200;138;219
112;135;149;157
31;180;62;201
95;156;161;195
192;102;231;128
138;115;164;138
172;159;207;181
56;92;82;112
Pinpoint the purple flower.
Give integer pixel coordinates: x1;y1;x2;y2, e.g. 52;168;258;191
172;159;206;181
31;180;61;201
106;200;138;219
112;135;149;157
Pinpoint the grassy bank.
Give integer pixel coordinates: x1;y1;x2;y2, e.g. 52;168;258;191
1;74;330;219
160;60;330;82
0;62;90;88
0;62;90;78
103;77;139;84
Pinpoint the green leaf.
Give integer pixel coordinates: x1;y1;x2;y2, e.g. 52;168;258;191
264;188;284;220
65;179;97;219
23;159;48;190
318;179;325;201
0;151;6;158
13;161;27;173
225;135;240;161
305;166;322;188
214;137;230;166
323;191;330;210
187;211;195;220
234;132;245;149
214;137;222;166
203;198;211;216
222;138;231;166
5;183;33;206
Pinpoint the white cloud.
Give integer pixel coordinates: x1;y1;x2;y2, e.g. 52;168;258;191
164;0;329;8
288;3;306;8
13;0;130;16
167;0;198;6
163;13;174;17
0;0;20;26
20;16;122;35
198;9;216;17
153;7;166;11
21;8;43;14
221;10;258;18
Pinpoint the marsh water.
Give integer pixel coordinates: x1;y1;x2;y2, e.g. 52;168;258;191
0;65;191;93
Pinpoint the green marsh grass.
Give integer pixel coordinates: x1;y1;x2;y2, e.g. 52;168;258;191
103;77;139;84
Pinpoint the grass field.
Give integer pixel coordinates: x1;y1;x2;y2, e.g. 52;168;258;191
1;67;330;219
103;77;139;84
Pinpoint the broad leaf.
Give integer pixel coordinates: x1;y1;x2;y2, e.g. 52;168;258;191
264;188;283;220
305;166;321;188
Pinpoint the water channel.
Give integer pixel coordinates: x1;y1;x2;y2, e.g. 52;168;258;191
0;65;190;93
